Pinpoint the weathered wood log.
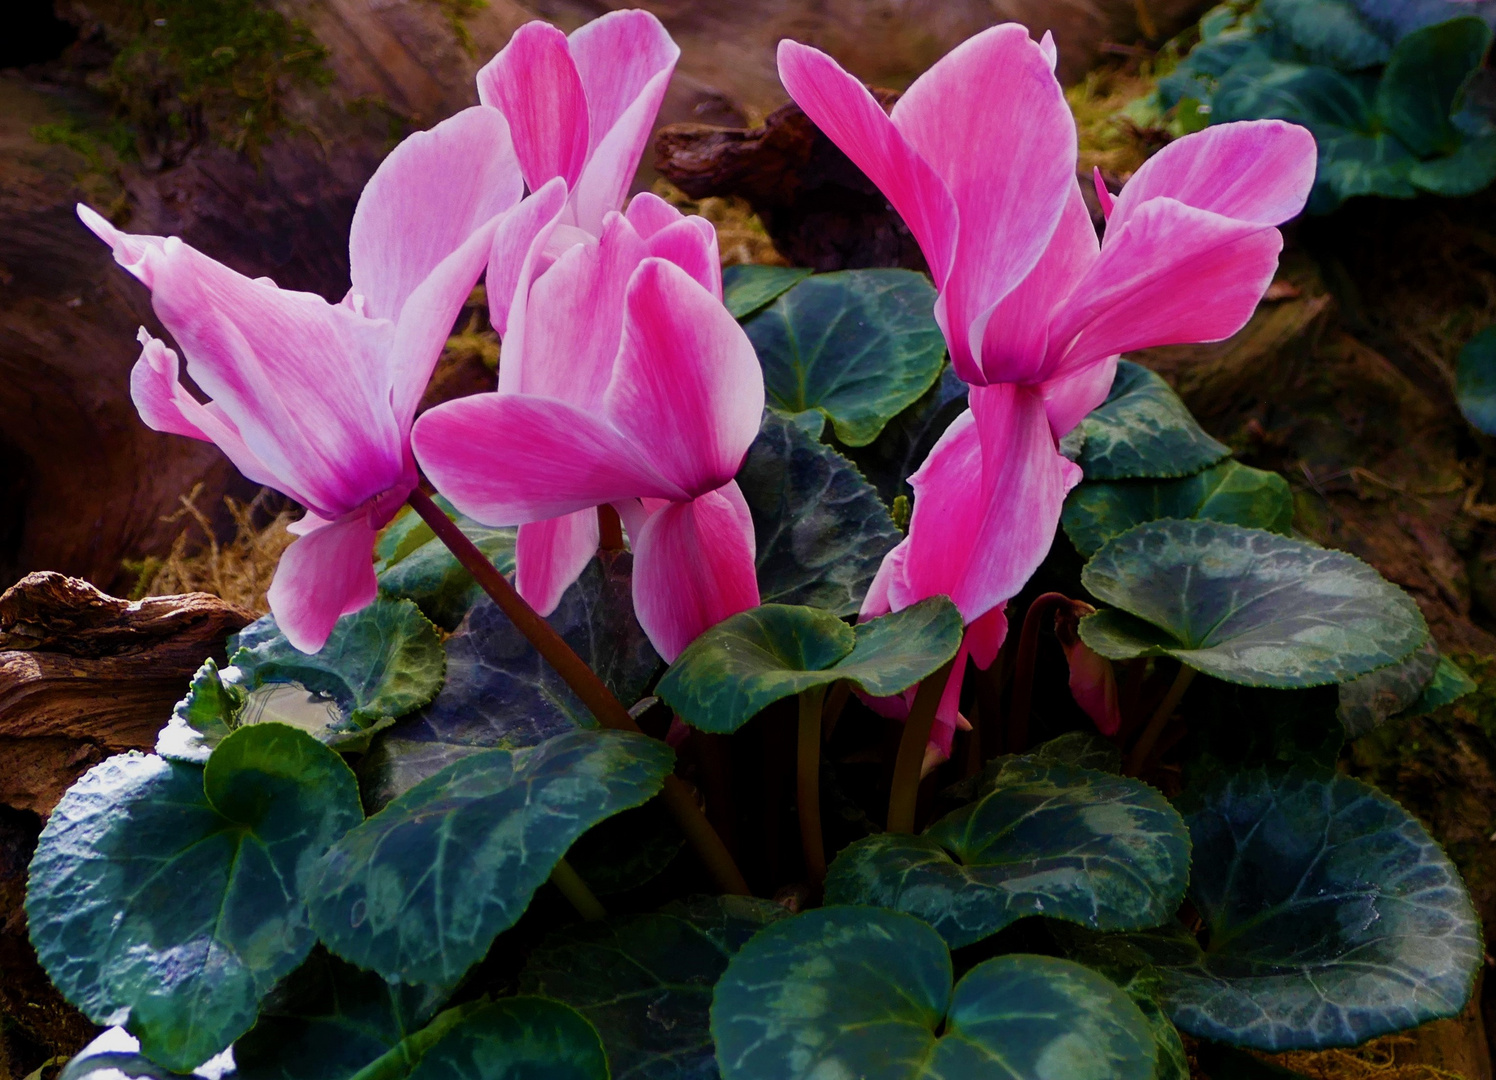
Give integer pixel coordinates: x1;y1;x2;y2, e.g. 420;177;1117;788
0;571;253;816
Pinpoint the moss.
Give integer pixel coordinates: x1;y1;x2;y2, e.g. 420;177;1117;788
423;0;489;57
29;117;134;216
88;0;330;155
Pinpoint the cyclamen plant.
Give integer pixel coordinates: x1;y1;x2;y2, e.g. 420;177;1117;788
28;11;1481;1080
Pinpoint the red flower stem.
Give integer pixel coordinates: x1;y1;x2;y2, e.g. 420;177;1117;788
886;659;955;834
1006;592;1071;754
796;686;828;889
1124;664;1197;776
407;488;751;896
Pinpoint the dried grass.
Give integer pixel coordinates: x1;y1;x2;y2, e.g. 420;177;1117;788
653;178;788;266
1066;60;1171;180
1268;1035;1468;1080
127;485;296;614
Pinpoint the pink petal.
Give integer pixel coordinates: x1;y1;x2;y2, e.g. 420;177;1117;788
1039;30;1058;70
1040;356;1118;439
77;204;166;287
965;604;1009;669
1047;198;1284;377
130;330;286;495
889;409;981;612
476;22;592;192
928;635;971;759
411;392;685;525
567;10;679;233
1092;167;1116;220
349;107;523;323
1056;612;1122;735
605;258;764;495
266;513;380;653
631;482;759;661
624;191;685;239
1108;120;1317;233
144;239;406;519
890;26;1076;384
642;216;721;299
974;181;1098;384
515;510;600;615
859;538;910;620
488;178;570;365
505;211;647;408
777;40;957;290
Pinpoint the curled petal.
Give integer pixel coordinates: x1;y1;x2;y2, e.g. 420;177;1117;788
1048;198;1284;377
477;22;592;192
1055;604;1122;735
632;482;759;661
606;259;764;494
891;25;1076;382
859;538;910;621
77;204;166;287
1108;120;1318;233
515;510;601;615
266;513;380;653
412;392;685;525
777;40;958;291
350;107;523;323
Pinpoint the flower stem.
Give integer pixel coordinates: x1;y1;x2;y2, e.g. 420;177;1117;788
407;489;751;896
550;857;607;921
887;660;955;834
1124;664;1197;776
797;685;828;888
1007;592;1070;754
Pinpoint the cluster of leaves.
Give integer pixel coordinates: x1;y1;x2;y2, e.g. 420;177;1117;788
28;266;1483;1080
89;0;331;158
1159;0;1496;211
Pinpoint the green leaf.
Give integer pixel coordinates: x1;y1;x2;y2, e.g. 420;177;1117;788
841;366;969;504
656;598;963;735
235;949;446;1080
722;264;813;320
566;801;685;896
1456;324;1496;435
1314;128;1419;208
1212;59;1373;131
157;657;244;764
1338;637;1440;737
358;552;658;809
1375;16;1492;157
377;520;516;632
308;729;675;987
352;999;609;1080
1404;654;1478;715
711;907;1157;1080
521;896;790;1080
1179;684;1345;789
1079;520;1430;687
1062;459;1294;558
736;411;902;615
226;599;446;752
1410;132;1496;197
58;1030;197;1080
1260;0;1390;69
824;757;1190;948
26;725;362;1071
1069;361;1230;480
744;269;947;446
1102;769;1482;1050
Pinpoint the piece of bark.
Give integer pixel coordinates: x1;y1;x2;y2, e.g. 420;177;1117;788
656;95;929;272
0;572;253;816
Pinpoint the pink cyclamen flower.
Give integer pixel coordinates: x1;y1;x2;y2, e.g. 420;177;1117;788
779;26;1316;755
82;107;524;652
1054;601;1122;736
412;245;763;662
477;9;679;236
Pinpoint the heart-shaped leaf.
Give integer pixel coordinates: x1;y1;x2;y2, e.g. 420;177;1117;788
1179;683;1344;790
1337;637;1439;737
377;515;516;632
656;598;963;735
1411;133;1496;198
1087;769;1482;1051
711;907;1157;1080
359;552;659;809
1374;17;1491;158
1062;459;1294;558
722;264;812;320
566;801;685;897
352;998;608;1080
170;599;446;756
841;366;969;504
520;896;789;1080
1068;361;1229;481
27;725;363;1071
1456;325;1496;435
1051;934;1191;1080
1079;520;1429;687
1260;0;1389;69
234;949;447;1080
736;411;902;615
744;269;946;446
309;729;674;987
1405;654;1477;716
824;757;1190;948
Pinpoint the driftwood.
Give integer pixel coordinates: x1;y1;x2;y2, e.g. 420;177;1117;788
0;571;253;815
